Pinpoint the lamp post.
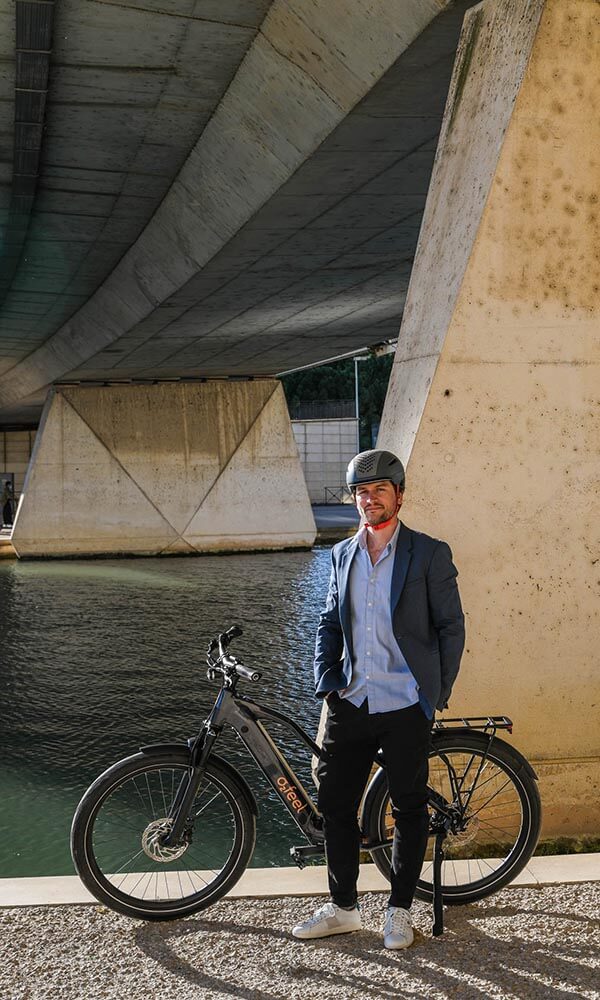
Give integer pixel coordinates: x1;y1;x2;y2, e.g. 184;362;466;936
354;355;368;452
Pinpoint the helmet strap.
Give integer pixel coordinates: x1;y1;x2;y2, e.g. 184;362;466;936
367;513;398;532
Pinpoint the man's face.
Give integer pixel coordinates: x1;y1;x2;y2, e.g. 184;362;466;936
354;480;403;526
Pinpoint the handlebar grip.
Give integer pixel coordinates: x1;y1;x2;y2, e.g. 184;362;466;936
235;663;261;683
225;624;243;641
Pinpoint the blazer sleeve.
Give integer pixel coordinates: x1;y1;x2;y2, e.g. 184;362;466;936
426;540;465;710
313;548;344;696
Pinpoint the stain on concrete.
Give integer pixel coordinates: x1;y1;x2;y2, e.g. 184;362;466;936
446;5;482;134
482;0;600;312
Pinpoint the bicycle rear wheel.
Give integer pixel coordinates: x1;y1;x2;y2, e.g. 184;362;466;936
71;750;256;920
367;731;541;904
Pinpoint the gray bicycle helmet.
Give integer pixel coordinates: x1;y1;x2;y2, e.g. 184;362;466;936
346;449;405;491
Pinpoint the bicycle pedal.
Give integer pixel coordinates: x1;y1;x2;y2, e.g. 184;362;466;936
290;844;324;869
290;847;307;869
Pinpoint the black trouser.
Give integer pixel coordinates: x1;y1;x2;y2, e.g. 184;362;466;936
317;695;431;910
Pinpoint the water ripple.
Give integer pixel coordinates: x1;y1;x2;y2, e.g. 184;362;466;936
0;550;332;876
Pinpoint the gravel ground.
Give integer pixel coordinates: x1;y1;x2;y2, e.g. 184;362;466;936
1;883;599;1000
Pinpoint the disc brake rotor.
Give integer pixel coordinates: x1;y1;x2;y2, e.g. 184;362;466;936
447;812;480;847
141;818;189;862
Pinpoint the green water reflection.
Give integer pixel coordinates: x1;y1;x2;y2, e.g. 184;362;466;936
0;550;331;877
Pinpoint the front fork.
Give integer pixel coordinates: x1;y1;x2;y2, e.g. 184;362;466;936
161;721;222;848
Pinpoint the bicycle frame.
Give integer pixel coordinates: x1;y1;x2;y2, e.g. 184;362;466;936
224;691;325;842
164;663;515;862
163;685;325;849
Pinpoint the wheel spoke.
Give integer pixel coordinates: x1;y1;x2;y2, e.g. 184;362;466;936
74;756;254;916
469;777;517;818
373;738;539;903
144;772;157;820
158;770;169;818
195;791;221;817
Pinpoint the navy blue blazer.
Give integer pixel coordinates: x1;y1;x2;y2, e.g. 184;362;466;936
314;522;465;713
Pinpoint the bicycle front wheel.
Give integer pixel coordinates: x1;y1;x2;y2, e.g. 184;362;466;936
71;750;256;920
367;732;541;905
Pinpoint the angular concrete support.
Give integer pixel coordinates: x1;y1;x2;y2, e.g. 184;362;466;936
379;0;599;835
12;381;316;557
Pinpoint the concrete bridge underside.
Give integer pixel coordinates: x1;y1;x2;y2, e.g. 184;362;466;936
0;0;475;426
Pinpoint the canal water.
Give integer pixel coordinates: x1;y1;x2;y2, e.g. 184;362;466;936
0;550;332;878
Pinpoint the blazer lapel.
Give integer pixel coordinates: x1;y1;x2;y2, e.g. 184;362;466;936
391;522;413;611
338;534;361;651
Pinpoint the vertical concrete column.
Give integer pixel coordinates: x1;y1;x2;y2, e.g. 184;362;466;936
12;380;315;557
379;0;599;835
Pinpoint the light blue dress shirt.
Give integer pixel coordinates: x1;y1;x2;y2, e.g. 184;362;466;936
341;522;430;717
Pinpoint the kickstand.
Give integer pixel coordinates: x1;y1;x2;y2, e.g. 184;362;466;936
432;829;446;936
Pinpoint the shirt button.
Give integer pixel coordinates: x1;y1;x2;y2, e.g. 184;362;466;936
368;602;373;607
366;651;371;656
367;626;372;631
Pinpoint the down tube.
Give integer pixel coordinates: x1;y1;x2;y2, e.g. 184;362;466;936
228;701;322;840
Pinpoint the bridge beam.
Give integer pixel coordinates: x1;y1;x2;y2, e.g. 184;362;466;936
11;380;315;557
379;0;599;836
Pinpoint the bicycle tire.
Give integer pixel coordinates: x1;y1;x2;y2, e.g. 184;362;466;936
365;731;541;905
71;749;256;920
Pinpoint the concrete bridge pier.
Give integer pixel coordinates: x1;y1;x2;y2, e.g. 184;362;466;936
379;0;599;836
11;380;315;558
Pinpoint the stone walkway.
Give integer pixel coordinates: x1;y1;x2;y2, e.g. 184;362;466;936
2;883;599;1000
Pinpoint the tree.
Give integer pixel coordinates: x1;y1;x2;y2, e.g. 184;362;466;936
280;353;394;449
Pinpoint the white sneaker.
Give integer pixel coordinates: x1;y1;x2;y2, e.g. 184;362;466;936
383;906;414;949
292;901;362;940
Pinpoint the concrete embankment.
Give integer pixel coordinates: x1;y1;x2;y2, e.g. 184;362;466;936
0;533;15;558
0;506;357;558
313;504;359;544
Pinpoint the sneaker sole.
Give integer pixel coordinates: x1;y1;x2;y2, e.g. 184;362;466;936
383;936;413;950
292;924;362;940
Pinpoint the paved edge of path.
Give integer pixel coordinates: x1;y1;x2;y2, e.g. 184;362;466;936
1;855;598;909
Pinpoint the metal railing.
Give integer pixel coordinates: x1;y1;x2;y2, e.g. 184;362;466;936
323;485;353;504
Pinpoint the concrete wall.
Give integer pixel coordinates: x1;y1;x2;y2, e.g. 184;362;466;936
292;418;357;503
379;0;599;836
0;430;36;497
11;380;316;557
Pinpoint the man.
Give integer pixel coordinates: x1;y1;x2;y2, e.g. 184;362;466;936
292;449;465;949
1;480;13;528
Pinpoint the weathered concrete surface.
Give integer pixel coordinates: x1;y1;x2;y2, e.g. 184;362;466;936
0;428;35;495
0;0;471;424
0;535;15;559
292;418;358;504
11;381;316;557
0;0;273;376
379;0;600;835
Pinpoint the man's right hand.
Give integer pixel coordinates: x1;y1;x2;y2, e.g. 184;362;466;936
325;690;347;703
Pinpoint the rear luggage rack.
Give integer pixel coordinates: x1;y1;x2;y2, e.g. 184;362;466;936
433;716;513;733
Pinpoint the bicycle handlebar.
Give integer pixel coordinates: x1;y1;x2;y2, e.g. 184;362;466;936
224;624;243;642
206;625;262;684
225;657;261;683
